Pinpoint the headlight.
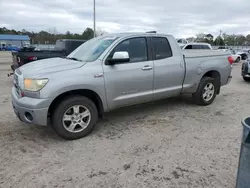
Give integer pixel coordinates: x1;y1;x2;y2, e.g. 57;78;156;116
24;78;49;91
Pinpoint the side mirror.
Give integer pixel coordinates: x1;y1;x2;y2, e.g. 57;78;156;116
107;51;129;65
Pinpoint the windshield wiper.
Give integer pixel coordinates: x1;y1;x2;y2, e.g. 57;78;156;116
65;57;83;62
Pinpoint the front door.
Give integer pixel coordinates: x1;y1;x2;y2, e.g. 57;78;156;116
102;37;154;110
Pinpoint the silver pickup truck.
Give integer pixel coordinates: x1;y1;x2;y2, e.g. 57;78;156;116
11;32;233;140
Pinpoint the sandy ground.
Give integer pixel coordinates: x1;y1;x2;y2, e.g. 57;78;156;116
0;51;248;188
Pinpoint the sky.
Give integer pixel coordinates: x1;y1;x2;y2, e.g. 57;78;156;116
0;0;250;38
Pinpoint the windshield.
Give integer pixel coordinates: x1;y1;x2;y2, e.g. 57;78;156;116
67;36;118;62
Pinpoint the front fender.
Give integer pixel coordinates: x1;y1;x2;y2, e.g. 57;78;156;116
39;67;108;111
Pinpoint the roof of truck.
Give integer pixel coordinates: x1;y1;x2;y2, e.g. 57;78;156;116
102;32;172;37
57;39;87;42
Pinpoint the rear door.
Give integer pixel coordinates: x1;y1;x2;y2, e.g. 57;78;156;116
151;36;185;99
103;37;154;110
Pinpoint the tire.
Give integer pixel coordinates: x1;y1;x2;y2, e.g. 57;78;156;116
235;57;240;63
243;76;250;82
242;54;248;60
192;77;217;106
52;96;98;140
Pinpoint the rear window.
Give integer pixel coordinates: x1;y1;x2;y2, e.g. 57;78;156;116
184;44;210;49
152;37;172;60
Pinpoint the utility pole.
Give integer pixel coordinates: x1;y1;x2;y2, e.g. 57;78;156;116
233;34;236;46
93;0;96;38
219;30;222;37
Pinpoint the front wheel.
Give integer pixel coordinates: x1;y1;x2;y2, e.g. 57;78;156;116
243;76;250;82
192;77;217;106
52;96;98;140
235;57;240;63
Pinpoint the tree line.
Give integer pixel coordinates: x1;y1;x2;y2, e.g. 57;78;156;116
0;27;98;44
186;33;250;46
1;27;250;46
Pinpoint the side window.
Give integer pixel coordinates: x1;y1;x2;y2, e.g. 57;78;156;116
152;37;172;60
192;45;200;49
203;45;210;49
110;37;148;63
185;45;192;49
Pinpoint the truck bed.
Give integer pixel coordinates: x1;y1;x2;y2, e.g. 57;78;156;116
181;49;232;94
182;49;231;58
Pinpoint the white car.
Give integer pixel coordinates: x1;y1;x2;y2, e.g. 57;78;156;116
218;46;241;63
176;38;189;48
182;42;213;50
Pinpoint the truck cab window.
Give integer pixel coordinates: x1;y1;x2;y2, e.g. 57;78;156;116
110;37;148;63
152;37;173;60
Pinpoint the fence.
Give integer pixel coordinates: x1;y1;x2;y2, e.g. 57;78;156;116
212;46;250;52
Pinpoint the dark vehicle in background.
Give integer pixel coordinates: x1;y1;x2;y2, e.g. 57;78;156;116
19;45;36;52
236;50;249;61
10;39;86;72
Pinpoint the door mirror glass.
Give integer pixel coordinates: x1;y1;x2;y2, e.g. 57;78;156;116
108;51;130;65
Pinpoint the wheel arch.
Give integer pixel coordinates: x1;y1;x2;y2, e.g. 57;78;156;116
48;89;105;118
201;70;221;94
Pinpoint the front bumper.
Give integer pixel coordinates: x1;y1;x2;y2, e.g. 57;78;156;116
11;87;50;126
227;75;232;84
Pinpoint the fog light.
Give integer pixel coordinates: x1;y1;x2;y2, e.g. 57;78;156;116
24;112;33;122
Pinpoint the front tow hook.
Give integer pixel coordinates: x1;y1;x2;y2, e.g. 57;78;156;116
7;72;14;77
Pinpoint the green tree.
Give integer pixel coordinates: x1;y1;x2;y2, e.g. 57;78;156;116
246;34;250;45
0;27;96;44
214;36;225;46
235;35;246;45
82;28;94;39
222;34;235;45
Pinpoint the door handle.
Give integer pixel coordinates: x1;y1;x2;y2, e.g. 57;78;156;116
142;65;153;71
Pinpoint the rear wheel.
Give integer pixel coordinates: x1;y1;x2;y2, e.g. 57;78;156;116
52;96;98;140
192;77;217;106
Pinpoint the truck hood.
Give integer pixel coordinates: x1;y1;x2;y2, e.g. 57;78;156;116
18;57;85;77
